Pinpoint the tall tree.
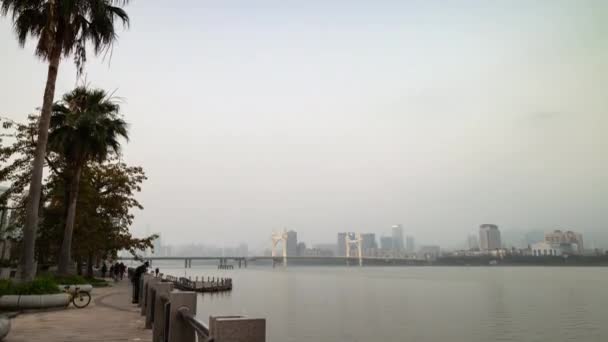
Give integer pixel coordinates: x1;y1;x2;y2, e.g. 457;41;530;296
48;87;128;275
2;116;153;274
1;0;130;280
40;157;153;277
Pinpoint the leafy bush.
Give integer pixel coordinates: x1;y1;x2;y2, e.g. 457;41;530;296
0;278;61;296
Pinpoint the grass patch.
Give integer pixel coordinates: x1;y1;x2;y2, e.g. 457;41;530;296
36;274;108;287
0;278;61;296
85;277;109;287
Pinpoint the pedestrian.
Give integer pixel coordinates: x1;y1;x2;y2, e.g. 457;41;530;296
119;262;126;280
131;261;149;304
113;263;120;282
155;267;159;277
109;264;114;279
101;263;107;278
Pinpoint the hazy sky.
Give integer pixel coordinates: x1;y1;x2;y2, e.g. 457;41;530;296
1;0;607;251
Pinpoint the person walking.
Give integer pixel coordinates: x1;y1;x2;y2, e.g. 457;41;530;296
131;261;149;304
101;263;107;278
113;263;120;282
155;267;160;277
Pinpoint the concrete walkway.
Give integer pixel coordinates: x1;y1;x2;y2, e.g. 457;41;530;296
5;280;151;342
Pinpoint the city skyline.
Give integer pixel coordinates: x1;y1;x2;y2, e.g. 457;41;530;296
141;224;602;257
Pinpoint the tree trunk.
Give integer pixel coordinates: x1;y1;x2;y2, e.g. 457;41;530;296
86;252;94;278
19;45;62;282
76;257;83;276
57;165;83;275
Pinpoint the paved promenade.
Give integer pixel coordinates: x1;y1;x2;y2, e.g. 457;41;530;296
5;280;151;342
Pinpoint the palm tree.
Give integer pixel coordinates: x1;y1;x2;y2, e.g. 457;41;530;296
0;0;129;280
49;87;128;275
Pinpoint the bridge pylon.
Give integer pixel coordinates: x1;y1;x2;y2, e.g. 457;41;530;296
271;229;288;267
345;233;363;266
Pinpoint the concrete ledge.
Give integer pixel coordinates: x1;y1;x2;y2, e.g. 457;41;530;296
58;284;93;293
0;315;10;340
0;294;70;310
210;315;266;342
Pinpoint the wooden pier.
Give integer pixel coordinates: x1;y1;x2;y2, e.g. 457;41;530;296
163;274;233;293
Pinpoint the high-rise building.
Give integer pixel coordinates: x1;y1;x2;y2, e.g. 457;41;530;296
361;233;377;256
296;242;307;256
380;236;393;250
479;224;501;250
337;233;347;256
286;230;298;256
152;233;162;256
405;235;415;253
467;235;479;250
544;230;584;254
392;225;404;251
361;233;377;250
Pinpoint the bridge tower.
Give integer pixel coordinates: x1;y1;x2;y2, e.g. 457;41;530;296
271;230;288;267
345;233;363;266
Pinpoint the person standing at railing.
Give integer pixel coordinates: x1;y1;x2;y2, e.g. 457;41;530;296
118;262;126;280
113;262;121;282
131;261;149;304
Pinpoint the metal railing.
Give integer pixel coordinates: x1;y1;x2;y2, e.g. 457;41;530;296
131;269;265;342
178;307;214;342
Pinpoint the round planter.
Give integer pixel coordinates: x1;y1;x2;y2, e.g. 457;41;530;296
58;284;93;293
0;293;70;310
0;315;9;341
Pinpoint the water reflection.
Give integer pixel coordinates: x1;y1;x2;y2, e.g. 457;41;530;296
154;264;608;342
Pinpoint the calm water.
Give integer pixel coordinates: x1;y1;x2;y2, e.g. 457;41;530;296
150;263;608;342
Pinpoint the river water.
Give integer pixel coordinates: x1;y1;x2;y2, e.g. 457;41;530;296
146;262;607;342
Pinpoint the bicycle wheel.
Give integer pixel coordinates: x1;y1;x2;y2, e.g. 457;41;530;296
72;291;91;308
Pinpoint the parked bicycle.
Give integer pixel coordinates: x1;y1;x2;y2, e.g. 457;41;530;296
63;285;91;308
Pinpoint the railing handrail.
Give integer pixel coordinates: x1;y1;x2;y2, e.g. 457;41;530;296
178;307;214;342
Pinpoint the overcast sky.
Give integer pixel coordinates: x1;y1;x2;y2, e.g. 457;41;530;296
1;0;607;251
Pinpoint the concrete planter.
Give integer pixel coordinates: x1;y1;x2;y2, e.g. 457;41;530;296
0;268;10;280
0;315;10;340
0;293;70;310
58;284;93;293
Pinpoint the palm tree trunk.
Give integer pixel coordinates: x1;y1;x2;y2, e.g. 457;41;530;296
57;166;83;275
76;257;83;276
86;252;94;278
19;45;62;281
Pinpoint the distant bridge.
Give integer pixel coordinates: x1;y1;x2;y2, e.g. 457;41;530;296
119;230;428;268
117;255;428;268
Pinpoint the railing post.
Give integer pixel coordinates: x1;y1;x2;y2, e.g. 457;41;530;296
168;291;197;342
138;274;145;305
141;274;152;316
152;282;173;342
146;277;160;328
210;316;266;342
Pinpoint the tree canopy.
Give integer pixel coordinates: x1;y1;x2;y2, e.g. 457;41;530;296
1;114;154;274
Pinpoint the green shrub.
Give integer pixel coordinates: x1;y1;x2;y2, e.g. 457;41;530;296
50;274;88;285
85;277;109;287
0;278;61;296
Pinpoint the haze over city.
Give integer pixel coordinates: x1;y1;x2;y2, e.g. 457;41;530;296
2;0;607;250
